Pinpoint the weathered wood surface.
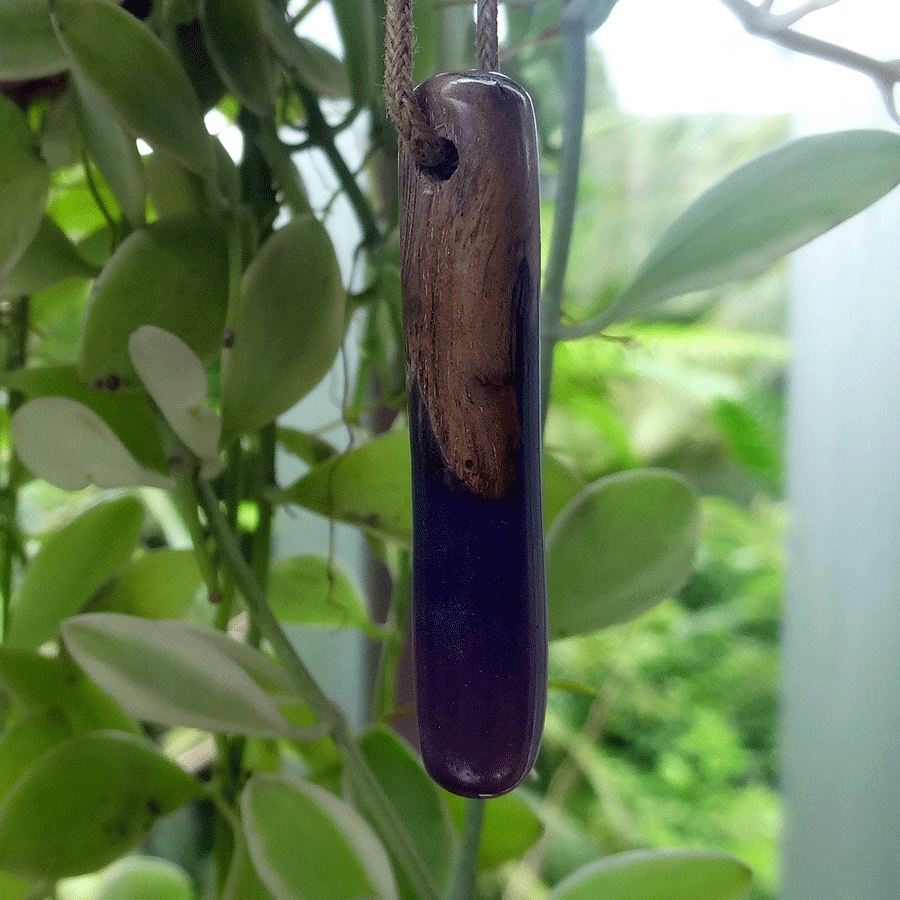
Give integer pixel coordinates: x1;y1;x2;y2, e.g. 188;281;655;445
400;71;540;500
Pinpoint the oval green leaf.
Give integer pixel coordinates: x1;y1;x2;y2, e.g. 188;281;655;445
356;727;456;900
223;833;275;900
221;214;346;436
0;870;35;900
0;0;69;78
7;496;145;649
3;365;168;473
0;646;136;733
268;555;382;637
0;215;97;299
61;613;316;739
0;730;204;880
242;773;399;900
445;790;541;872
263;5;349;99
546;469;701;639
50;0;213;174
0;95;50;281
278;431;412;544
78;215;228;388
602;130;900;325
277;426;337;465
93;857;195;900
11;397;173;491
548;849;752;900
543;452;584;532
72;71;147;230
200;0;278;115
146;151;207;218
0;707;74;804
129;326;221;475
89;548;203;619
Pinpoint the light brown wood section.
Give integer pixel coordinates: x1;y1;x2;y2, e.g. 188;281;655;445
400;72;540;500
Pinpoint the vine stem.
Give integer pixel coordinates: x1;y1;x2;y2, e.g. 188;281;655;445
1;297;29;642
296;83;383;249
540;12;588;424
448;797;486;900
191;472;441;900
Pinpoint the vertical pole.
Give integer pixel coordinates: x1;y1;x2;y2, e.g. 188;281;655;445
783;83;900;899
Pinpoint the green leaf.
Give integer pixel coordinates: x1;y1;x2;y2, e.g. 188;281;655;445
7;496;144;649
11;397;173;490
356;727;456;900
92;857;195;900
39;86;82;170
129;326;222;476
200;0;278;115
0;95;50;281
2;364;167;473
445;791;542;871
223;834;275;900
0;870;35;900
604;130;900;324
241;773;399;900
50;0;213;175
0;215;98;299
277;426;337;465
78;214;229;388
268;555;384;638
61;613;319;739
146;151;207;218
330;0;375;108
263;5;349;99
89;549;203;619
543;452;584;531
0;646;136;733
546;470;701;639
0;730;204;880
221;214;346;436
278;431;412;544
0;0;68;79
0;707;75;804
712;397;782;491
548;849;752;900
72;71;147;230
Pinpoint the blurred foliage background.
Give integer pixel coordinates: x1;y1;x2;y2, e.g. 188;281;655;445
498;18;787;900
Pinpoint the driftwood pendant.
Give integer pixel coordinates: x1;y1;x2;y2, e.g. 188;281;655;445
400;72;547;798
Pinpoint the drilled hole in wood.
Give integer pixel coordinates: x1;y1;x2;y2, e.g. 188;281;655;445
418;138;459;182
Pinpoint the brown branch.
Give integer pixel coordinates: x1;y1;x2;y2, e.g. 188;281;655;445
719;0;900;124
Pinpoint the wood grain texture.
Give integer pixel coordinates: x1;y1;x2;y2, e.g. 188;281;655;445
400;72;540;500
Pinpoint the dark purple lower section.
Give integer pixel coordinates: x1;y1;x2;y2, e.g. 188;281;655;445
409;262;546;798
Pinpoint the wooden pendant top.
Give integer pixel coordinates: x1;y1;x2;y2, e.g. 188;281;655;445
399;72;540;500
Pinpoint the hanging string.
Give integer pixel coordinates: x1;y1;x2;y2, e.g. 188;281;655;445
385;0;500;170
476;0;499;72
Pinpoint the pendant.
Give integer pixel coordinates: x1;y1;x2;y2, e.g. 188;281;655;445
399;71;547;798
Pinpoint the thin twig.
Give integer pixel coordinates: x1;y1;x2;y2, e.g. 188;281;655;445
540;14;588;423
295;83;383;247
770;0;841;28
719;0;900;124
